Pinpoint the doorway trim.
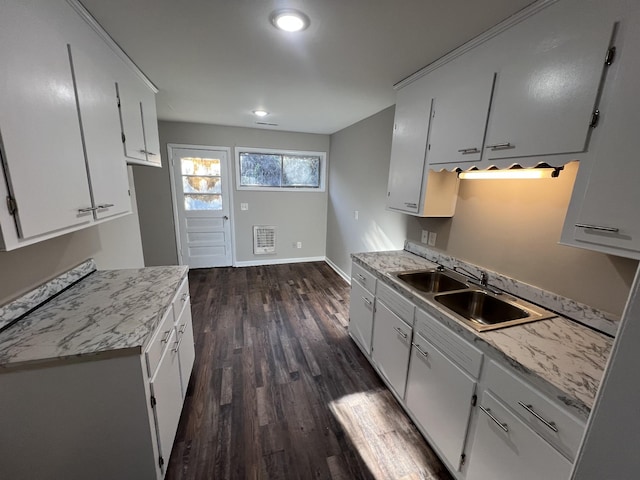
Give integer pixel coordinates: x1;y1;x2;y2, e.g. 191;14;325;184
167;143;236;267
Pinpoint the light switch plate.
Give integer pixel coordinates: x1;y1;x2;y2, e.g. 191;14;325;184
428;231;437;247
240;203;248;211
421;230;429;244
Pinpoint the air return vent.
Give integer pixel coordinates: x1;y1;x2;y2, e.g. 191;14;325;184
253;225;276;254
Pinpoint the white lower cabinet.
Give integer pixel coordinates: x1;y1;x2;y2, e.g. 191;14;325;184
371;301;413;397
348;280;376;355
466;391;572;480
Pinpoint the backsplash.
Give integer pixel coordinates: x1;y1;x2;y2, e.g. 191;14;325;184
405;241;619;336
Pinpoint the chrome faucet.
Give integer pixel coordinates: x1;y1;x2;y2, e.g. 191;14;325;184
453;266;502;295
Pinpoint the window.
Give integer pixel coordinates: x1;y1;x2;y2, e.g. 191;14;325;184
180;156;222;210
235;147;326;192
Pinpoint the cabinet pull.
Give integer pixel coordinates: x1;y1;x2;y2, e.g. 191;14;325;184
77;207;96;213
575;223;620;233
178;324;187;334
181;293;189;302
96;203;114;209
362;297;373;306
411;342;429;358
457;147;479;154
479;405;509;432
485;142;513;150
139;149;157;156
172;334;184;353
160;330;172;344
404;202;417;209
518;401;559;432
356;273;366;282
394;326;408;339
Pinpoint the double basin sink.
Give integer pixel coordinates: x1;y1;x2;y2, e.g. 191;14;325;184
390;269;556;331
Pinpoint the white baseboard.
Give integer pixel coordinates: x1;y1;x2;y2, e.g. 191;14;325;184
325;257;350;284
234;256;326;267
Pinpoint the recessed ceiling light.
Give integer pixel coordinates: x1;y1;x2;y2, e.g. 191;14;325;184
270;9;310;32
253;110;269;117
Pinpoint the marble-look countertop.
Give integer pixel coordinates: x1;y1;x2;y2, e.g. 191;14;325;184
0;266;188;370
352;250;613;420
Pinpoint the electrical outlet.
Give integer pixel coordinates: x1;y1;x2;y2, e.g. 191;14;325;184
354;210;359;220
428;231;437;247
421;230;429;244
296;241;302;249
240;203;248;211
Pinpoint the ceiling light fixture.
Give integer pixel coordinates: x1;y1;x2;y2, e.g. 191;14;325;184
458;165;563;180
270;9;310;32
253;110;269;117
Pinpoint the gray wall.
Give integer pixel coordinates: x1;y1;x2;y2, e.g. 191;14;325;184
325;108;636;318
326;106;413;278
0;167;144;305
134;121;331;266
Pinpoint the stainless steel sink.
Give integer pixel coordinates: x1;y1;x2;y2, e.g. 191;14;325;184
434;289;556;331
392;270;468;293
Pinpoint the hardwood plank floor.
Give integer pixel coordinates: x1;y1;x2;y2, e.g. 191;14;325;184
166;262;454;480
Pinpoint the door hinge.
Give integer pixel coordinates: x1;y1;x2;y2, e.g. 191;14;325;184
605;46;616;66
471;394;477;407
150;395;157;408
121;132;126;144
460;453;466;466
6;196;17;216
589;109;600;128
159;456;164;469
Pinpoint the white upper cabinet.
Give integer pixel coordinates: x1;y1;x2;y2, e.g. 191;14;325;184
0;0;93;240
561;7;640;258
483;16;614;163
118;72;161;167
428;73;496;166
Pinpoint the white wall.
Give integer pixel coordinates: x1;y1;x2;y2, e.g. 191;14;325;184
325;106;413;279
134;121;331;266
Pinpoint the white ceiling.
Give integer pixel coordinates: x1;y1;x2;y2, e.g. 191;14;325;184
80;0;534;135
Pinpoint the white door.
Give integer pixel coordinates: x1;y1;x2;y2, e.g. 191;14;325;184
171;147;232;268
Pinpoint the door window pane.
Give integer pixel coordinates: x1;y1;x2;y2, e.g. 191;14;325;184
184;194;222;211
181;157;221;176
182;176;221;194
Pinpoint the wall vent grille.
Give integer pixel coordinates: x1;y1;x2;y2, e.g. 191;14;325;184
253;225;276;254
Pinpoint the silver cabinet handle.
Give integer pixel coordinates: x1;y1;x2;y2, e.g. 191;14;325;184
160;330;172;344
172;334;184;353
412;342;429;358
139;149;158;156
457;147;480;154
178;323;188;334
479;405;509;432
394;326;408;339
362;297;373;306
181;293;189;302
518;401;559;432
404;202;417;208
356;273;366;282
486;142;513;150
575;223;620;233
77;207;96;213
96;203;114;209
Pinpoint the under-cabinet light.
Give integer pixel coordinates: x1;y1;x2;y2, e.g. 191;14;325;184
458;167;562;180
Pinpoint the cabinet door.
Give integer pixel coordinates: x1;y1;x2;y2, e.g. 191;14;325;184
176;300;195;398
0;0;92;239
405;333;476;471
140;89;161;166
484;20;613;162
371;302;412;397
428;74;495;166
466;392;572;480
570;12;640;256
150;329;183;473
348;280;375;355
69;22;131;220
117;76;147;163
386;77;431;214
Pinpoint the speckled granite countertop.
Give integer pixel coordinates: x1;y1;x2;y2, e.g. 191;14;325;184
352;249;613;420
0;266;188;370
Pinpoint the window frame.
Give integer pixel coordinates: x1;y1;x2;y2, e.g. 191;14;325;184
234;146;327;192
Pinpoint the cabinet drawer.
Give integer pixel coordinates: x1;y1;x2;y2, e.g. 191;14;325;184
415;308;483;378
376;281;415;324
484;360;586;460
351;262;376;294
172;276;190;323
145;307;175;378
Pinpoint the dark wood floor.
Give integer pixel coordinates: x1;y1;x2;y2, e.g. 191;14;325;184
166;262;453;480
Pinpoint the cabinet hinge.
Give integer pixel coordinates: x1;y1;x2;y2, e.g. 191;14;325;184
460;453;466;466
6;196;17;216
605;46;616;66
159;456;164;469
121;132;126;144
471;394;477;407
150;395;157;408
589;109;600;128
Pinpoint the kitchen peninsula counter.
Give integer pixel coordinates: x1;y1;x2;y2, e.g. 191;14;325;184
352;249;613;420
